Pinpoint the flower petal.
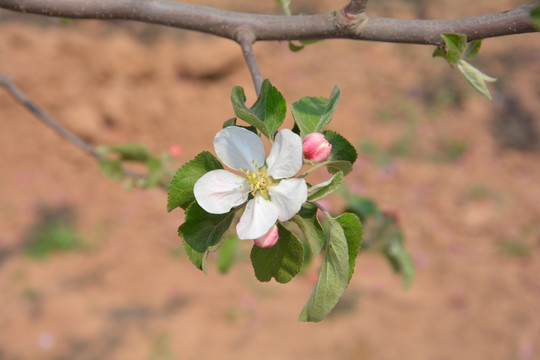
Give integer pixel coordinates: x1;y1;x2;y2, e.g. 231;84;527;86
236;195;279;240
266;129;303;179
214;126;265;172
268;178;307;221
193;169;248;214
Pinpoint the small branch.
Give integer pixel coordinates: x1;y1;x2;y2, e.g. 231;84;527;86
0;75;163;188
237;30;263;96
345;0;369;15
0;1;535;45
0;75;99;158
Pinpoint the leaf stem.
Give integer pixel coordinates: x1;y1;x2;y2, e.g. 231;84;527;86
299;161;331;178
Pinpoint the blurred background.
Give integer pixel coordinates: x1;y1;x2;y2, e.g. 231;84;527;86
1;0;539;359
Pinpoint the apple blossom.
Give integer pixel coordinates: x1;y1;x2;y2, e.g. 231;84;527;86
303;132;332;162
193;126;307;240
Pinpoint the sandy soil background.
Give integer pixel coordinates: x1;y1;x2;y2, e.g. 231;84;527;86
1;1;540;359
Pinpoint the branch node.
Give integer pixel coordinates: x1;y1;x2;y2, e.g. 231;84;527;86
336;7;368;34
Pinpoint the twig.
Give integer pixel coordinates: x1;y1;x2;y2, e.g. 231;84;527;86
0;75;99;158
0;75;163;188
0;1;535;45
345;0;370;15
237;30;263;96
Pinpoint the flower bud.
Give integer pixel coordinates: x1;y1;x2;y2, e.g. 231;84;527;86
167;144;183;158
303;133;332;162
254;225;279;248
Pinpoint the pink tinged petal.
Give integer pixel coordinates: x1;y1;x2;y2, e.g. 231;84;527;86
254;225;279;248
193;169;248;214
266;129;303;179
214;126;265;172
303;132;332;162
236;195;279;240
268;178;307;221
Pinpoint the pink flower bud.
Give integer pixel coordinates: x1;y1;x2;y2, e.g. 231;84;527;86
167;145;183;158
303;133;332;162
254;225;279;248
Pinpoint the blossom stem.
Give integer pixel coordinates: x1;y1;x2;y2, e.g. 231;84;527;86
299;161;331;178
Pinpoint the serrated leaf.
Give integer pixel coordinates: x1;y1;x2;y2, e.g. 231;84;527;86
298;217;349;322
178;203;236;271
336;213;362;283
217;235;239;274
98;159;123;180
441;33;467;65
531;4;540;29
291;86;341;137
307;171;343;201
464;39;483;59
167;151;223;212
290;203;325;256
230;79;286;140
106;143;151;161
324;130;357;164
457;59;496;100
250;223;304;283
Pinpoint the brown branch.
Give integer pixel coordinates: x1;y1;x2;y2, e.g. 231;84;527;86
237;30;263;96
0;0;536;45
345;0;370;15
0;75;165;190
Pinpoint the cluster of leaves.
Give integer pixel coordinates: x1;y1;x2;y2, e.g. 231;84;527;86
168;80;362;321
97;144;175;189
433;33;496;100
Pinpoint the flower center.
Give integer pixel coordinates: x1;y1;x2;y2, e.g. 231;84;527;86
245;169;270;199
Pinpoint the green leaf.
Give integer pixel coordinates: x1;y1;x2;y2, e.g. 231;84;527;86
250;223;304;283
336;213;363;283
464;39;483;59
344;194;383;222
230;79;286;140
178;203;236;271
167;151;223;212
298;216;350;322
441;33;467;65
324;130;357;164
380;219;415;289
288;41;305;52
217;235;239;274
531;4;540;30
144;157;165;188
307;171;343;202
222;118;236;128
457;59;496;100
222;117;258;134
432;47;447;59
291;86;341;137
106;143;151;161
98;159;123;180
290;203;325;256
325;160;353;175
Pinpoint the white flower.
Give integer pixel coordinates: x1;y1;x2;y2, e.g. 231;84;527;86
194;126;307;240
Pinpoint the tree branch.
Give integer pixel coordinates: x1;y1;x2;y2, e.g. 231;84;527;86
0;75;163;188
0;75;99;158
0;1;536;45
237;30;263;96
